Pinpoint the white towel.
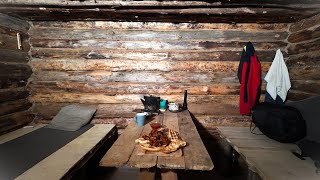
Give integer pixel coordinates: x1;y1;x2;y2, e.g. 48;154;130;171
264;49;291;101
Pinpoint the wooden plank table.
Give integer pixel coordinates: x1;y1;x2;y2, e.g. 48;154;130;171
100;110;214;179
216;126;320;180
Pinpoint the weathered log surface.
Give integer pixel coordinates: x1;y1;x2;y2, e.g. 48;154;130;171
28;20;287;129
287;13;320;97
31;48;283;62
30;70;268;84
0;99;32;116
290;13;320;33
0;34;30;51
288;25;320;43
0;13;30;32
30;59;271;72
0;13;32;135
1;3;319;23
291;80;320;94
28;81;241;95
0;87;29;103
287;38;320;55
0;111;34;136
0;49;30;63
30;28;288;41
32;21;289;31
0;62;32;88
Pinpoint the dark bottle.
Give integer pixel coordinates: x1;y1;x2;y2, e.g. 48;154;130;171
182;90;188;110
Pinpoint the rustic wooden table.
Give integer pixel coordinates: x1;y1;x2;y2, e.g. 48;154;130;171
100;110;214;180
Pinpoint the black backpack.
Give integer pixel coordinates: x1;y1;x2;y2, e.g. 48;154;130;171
251;102;306;143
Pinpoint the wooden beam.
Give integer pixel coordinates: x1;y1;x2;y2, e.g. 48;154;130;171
0;111;34;136
0;87;29;103
0;99;31;116
32;21;289;31
0;13;30;32
30;59;271;72
290;13;320;33
0;62;32;89
1;6;317;23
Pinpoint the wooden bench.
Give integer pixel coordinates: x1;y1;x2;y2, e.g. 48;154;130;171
216;126;320;180
0;124;117;180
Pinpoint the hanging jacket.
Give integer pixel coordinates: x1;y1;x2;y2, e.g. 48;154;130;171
237;42;261;115
264;49;291;102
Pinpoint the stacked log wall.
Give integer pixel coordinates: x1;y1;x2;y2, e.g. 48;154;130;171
28;21;289;132
287;13;320;99
0;13;34;135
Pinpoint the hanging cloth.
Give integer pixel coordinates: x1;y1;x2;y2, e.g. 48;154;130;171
237;42;261;115
264;49;291;102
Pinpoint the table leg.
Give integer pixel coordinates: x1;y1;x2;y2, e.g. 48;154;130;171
161;169;178;180
139;168;156;180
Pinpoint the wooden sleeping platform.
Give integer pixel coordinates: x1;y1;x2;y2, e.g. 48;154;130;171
217;126;320;180
0;124;117;180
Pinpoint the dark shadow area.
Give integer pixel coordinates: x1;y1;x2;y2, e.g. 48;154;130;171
188;111;247;179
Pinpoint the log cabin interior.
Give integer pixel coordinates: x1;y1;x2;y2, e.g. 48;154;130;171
0;0;320;180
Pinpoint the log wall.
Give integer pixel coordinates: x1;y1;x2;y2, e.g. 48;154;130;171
287;13;320;99
28;21;289;131
0;13;33;135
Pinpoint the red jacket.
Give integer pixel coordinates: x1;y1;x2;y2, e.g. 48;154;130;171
238;43;261;115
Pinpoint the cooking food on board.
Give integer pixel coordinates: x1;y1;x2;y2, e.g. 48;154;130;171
135;127;186;153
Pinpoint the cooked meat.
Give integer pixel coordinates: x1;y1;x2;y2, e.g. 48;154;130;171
142;129;171;147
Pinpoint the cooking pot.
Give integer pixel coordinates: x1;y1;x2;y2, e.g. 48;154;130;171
140;95;160;112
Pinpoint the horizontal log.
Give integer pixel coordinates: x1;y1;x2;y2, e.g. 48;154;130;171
0;34;30;51
0;87;29;103
29;28;288;41
0;49;30;63
0;62;32;88
0;111;34;136
0;80;27;89
30;59;271;72
286;51;320;66
31;48;284;62
32;102;143;120
28;81;242;95
32;21;289;31
1;0;319;6
0;6;313;23
291;80;320;94
31;70;268;84
30;93;240;104
289;66;320;80
287;38;320;55
28;81;266;95
0;99;32;116
0;26;29;37
287;90;318;101
31;39;287;52
0;13;30;32
192;115;251;128
290;13;320;33
288;25;320;43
